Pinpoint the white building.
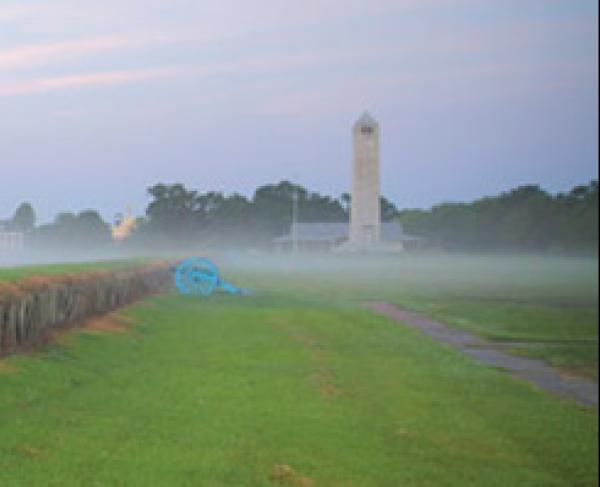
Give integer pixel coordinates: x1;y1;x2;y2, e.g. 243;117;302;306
0;220;25;254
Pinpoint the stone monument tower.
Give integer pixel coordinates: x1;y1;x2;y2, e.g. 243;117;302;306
350;112;380;248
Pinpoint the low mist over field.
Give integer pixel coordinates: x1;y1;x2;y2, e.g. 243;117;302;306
1;178;598;266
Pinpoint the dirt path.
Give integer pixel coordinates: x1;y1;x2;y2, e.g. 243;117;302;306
364;301;598;407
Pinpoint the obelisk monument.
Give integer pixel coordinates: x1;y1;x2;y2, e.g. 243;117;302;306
350;112;381;248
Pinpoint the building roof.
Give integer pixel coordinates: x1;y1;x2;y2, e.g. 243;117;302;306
274;222;348;243
274;222;422;243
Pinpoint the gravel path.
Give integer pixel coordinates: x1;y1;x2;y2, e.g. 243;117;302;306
364;301;598;407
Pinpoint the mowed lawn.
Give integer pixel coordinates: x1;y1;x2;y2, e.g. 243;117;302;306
1;263;598;486
233;255;599;379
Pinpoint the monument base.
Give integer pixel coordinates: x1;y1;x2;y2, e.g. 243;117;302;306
334;240;404;253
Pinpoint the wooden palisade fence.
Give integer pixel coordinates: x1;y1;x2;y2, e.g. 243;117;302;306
0;262;172;353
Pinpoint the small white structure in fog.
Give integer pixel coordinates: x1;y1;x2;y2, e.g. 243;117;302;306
112;206;136;242
0;220;24;253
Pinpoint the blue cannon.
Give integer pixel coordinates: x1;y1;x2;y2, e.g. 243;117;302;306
174;258;250;297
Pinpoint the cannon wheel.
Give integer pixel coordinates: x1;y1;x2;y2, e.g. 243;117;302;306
174;258;220;297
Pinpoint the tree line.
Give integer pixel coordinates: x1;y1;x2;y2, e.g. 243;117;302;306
2;179;597;253
1;203;112;249
2;181;398;250
134;181;398;248
399;180;598;253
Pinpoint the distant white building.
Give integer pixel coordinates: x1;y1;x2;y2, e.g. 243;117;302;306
0;220;25;253
274;221;422;253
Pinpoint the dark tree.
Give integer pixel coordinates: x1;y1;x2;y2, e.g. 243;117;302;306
380;196;399;222
400;180;598;253
30;210;111;249
11;202;36;232
145;183;200;240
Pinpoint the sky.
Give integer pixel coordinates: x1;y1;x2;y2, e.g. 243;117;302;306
0;0;598;224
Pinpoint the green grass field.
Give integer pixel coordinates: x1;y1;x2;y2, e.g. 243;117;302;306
0;255;598;486
232;255;598;379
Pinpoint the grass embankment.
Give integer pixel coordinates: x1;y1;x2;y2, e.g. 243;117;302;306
0;262;597;485
0;259;150;283
232;255;598;379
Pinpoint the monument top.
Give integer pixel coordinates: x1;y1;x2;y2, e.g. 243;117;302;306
354;111;378;129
